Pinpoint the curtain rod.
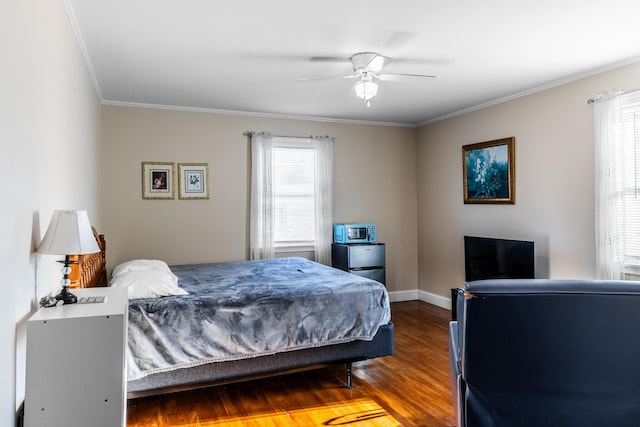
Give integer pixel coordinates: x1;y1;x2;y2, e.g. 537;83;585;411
587;90;625;105
244;131;335;141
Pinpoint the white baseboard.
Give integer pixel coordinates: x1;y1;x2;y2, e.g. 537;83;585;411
388;289;452;311
418;289;452;310
388;289;419;302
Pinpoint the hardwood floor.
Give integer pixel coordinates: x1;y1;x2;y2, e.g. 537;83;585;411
126;301;456;427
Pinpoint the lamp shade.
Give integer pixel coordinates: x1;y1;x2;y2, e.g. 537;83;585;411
38;210;100;255
355;80;378;101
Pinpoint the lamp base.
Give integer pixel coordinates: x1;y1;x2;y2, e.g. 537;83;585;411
55;286;77;305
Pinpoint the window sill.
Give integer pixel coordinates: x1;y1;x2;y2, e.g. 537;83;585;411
275;245;315;253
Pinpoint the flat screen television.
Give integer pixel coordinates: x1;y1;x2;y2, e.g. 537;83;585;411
464;236;535;281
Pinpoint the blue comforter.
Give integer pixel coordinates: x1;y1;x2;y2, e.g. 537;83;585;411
127;257;391;381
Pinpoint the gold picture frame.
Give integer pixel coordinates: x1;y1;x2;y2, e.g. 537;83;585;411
178;163;210;200
142;162;175;200
462;137;515;204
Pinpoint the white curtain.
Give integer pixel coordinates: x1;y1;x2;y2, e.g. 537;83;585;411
312;136;334;265
594;94;624;279
249;133;275;260
249;133;334;264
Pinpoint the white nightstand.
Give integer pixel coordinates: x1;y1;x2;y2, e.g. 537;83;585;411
24;287;128;427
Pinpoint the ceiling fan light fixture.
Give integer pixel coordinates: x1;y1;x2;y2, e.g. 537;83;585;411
355;80;378;105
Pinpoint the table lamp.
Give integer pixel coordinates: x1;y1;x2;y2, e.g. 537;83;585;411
38;210;100;304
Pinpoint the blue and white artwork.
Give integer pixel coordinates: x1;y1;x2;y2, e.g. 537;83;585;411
464;139;513;203
178;163;210;199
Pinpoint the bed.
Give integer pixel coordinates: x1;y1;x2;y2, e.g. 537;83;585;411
68;227;107;289
79;233;394;398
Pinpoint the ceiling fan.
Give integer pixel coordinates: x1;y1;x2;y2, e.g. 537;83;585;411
299;52;436;107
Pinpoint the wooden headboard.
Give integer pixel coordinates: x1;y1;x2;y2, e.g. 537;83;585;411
69;227;107;288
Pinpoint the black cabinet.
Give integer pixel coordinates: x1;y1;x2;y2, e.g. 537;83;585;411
331;243;386;286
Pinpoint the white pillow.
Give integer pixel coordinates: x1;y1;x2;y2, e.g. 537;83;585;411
112;259;172;278
110;270;188;299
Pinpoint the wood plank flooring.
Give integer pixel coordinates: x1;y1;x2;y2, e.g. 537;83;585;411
127;300;456;427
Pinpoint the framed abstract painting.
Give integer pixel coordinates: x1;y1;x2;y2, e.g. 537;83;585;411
462;137;515;204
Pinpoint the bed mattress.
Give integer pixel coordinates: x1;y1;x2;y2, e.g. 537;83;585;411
126;257;391;382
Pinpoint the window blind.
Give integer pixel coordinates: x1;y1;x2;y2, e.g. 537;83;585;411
273;144;316;246
619;91;640;273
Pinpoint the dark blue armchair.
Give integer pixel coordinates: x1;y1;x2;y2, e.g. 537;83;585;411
449;279;640;427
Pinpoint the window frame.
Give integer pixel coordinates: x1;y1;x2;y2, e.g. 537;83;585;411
618;93;640;274
271;138;318;251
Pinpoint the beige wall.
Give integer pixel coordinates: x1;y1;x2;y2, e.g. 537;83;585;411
101;106;419;293
3;5;638;422
2;1;101;423
3;3;637;423
102;60;640;306
417;62;640;298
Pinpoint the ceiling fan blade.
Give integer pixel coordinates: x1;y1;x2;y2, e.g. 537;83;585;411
377;72;436;81
392;58;452;66
309;56;351;62
298;74;356;82
382;31;418;52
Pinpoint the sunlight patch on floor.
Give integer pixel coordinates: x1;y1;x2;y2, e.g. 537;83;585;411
172;398;400;427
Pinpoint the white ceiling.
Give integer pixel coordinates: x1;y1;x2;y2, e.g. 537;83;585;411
65;0;640;126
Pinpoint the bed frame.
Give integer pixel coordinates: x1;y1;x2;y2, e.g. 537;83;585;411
69;227;107;289
78;231;395;398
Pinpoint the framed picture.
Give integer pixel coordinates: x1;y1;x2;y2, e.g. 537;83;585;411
462;137;515;204
142;162;175;199
178;163;210;199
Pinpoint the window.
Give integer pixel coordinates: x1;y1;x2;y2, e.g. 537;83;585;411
595;90;640;279
249;133;333;264
619;93;640;273
273;144;316;247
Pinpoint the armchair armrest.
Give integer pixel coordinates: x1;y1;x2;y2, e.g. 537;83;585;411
449;321;463;427
449;321;460;377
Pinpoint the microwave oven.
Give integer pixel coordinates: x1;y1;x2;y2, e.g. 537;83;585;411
333;223;377;244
